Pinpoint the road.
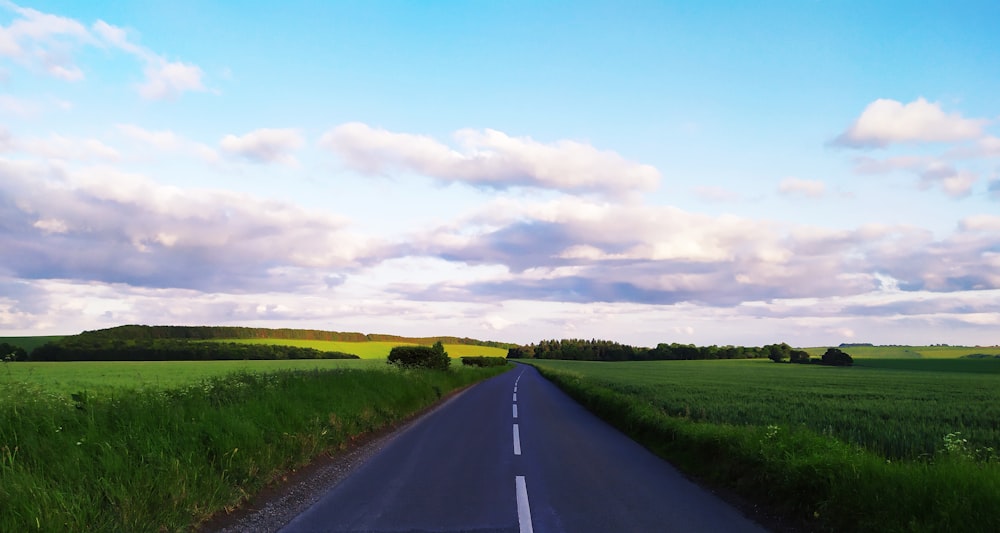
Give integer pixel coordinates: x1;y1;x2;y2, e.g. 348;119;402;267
279;364;768;533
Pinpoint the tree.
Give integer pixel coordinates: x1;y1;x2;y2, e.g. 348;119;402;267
821;347;853;366
766;343;792;363
0;343;27;362
789;349;811;364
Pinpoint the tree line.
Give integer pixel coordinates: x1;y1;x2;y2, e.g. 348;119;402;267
507;339;852;366
72;325;513;349
26;337;358;362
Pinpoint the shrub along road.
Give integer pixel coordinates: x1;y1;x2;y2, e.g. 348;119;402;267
279;364;767;533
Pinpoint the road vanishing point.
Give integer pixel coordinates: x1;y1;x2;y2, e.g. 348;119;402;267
279;364;768;533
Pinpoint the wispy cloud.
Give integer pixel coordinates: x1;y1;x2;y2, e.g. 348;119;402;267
778;177;825;198
0;127;119;161
220;128;304;165
0;1;90;80
320;122;660;196
0;3;206;100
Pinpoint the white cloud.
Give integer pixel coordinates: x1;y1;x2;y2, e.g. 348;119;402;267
0;5;206;100
959;215;1000;233
834;97;987;148
0;159;377;292
0;128;119;161
778;177;826;198
220;128;304;165
31;134;119;161
320;122;660;196
0;2;91;79
138;61;205;101
917;162;977;198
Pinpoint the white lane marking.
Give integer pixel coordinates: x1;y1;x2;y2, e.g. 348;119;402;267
516;476;533;533
513;393;517;402
513;404;518;418
513;424;521;455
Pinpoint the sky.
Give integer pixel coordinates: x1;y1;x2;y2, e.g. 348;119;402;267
1;1;999;347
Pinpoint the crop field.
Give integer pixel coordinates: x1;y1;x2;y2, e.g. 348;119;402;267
0;358;511;531
803;344;1000;358
209;338;510;359
0;358;382;394
531;358;1000;458
530;358;1000;532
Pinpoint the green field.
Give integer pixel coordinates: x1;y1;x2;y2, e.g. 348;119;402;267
529;358;1000;532
0;358;382;394
0;336;64;353
531;358;1000;457
804;345;1000;358
0;358;511;531
209;338;509;359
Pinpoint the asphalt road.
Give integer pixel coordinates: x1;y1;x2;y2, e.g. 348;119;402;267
280;364;768;533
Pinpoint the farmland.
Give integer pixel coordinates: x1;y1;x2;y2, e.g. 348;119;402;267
210;338;510;359
529;358;1000;532
0;358;510;531
0;358;381;394
803;344;1000;359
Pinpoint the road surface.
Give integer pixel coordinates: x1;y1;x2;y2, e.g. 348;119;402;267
280;364;768;533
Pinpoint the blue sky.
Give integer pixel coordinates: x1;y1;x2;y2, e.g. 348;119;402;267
1;1;999;347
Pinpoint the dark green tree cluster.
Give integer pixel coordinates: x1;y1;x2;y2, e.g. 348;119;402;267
28;338;358;362
507;339;786;361
0;342;28;362
507;339;638;361
762;343;811;363
507;338;853;366
387;341;450;370
821;347;854;366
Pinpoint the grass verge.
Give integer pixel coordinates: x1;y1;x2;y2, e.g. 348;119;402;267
531;363;1000;533
0;364;510;531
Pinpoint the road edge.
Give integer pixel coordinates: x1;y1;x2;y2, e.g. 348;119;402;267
197;377;495;533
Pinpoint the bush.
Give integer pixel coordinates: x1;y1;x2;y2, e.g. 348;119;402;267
387;341;450;370
821;347;854;366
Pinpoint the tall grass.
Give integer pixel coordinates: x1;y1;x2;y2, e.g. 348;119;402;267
530;361;1000;532
0;365;509;531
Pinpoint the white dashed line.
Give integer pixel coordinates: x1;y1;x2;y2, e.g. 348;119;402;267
513;393;517;402
513;404;518;418
515;476;533;533
513;424;521;455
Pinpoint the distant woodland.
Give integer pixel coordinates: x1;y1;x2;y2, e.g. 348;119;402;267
10;325;509;362
507;339;852;366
